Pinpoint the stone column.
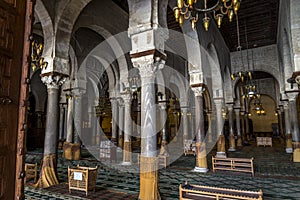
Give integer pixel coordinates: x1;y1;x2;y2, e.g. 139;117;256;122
207;112;213;143
122;93;132;165
39;74;66;188
215;99;226;158
73;92;83;144
182;106;189;142
36;111;44;128
63;104;68;140
245;99;251;141
118;98;124;148
58;104;65;149
283;102;293;153
159;102;169;156
192;87;208;172
131;54;164;200
240;111;246;143
235;108;243;147
66;93;74;143
277;107;284;138
228;104;236;151
287;93;300;162
110;97;118;144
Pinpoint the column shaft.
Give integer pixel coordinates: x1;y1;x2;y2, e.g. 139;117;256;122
118;101;124;148
58;104;65;141
74;96;82;144
228;105;236;151
123;95;132;164
215;100;226;158
235;109;243;147
66;96;74;143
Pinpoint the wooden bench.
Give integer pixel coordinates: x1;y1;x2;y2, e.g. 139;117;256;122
68;165;98;196
184;140;196;156
256;137;272;147
212;156;254;176
24;163;37;184
179;182;263;200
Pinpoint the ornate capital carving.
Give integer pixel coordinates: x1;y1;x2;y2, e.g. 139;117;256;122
191;86;204;97
131;54;165;79
121;93;132;105
286;92;298;102
41;73;66;89
159;102;167;110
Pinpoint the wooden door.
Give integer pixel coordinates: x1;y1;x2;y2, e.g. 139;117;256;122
0;0;33;199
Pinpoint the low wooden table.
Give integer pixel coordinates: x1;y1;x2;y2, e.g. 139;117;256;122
212;156;254;176
256;137;272;147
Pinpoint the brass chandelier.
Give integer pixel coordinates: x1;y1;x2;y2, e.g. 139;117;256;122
173;0;241;30
30;36;48;71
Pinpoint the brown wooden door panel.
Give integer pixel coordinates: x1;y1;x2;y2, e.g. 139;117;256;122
0;0;30;199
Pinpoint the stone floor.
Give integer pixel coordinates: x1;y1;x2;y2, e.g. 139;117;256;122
25;137;300;200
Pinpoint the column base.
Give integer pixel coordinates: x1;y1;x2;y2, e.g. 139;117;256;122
286;148;293;154
193;167;209;173
62;142;81;160
293;149;300;162
216;152;227;158
228;147;236;152
237;136;243;147
121;161;132;166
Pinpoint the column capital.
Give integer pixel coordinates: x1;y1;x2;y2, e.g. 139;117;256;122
158;101;167;110
286;91;299;101
131;51;165;79
121;92;132;104
191;86;204;97
41;72;67;89
226;104;234;111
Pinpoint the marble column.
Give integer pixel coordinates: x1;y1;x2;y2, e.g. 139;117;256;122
192;87;208;172
207;112;213;143
110;97;118;144
215;99;226;158
277;107;284;138
58;104;65;142
122;93;132;165
287;93;300;162
228;104;236;151
283;102;293;153
39;74;66;187
131;54;164;200
159;102;169;156
73;92;83;144
118;98;124;148
245;100;251;141
235;108;243;147
63;104;68;140
182;107;189;142
240;111;246;143
66;94;74;143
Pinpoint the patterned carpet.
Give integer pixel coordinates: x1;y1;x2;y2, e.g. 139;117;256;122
25;137;300;200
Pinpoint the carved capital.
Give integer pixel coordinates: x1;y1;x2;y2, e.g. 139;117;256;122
121;93;132;105
286;92;298;102
41;73;66;89
159;102;167;110
191;86;204;97
131;54;165;79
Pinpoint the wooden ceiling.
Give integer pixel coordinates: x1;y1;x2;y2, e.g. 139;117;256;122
219;0;279;52
113;0;279;52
